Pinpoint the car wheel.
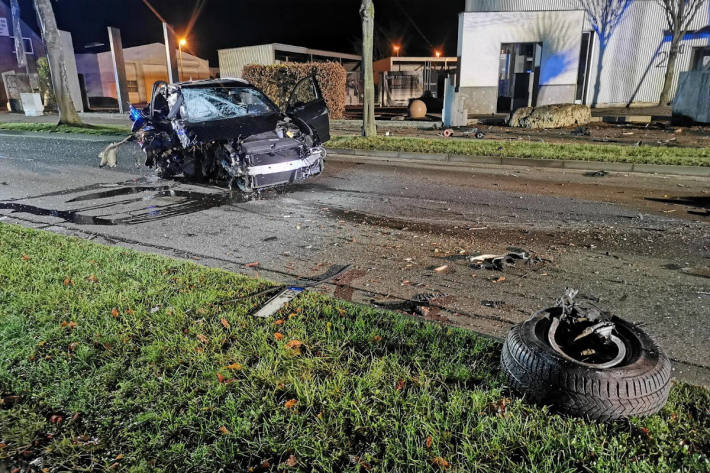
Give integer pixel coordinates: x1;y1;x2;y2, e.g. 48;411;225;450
501;311;671;421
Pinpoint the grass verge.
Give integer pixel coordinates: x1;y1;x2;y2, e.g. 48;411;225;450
0;223;708;472
327;135;710;167
0;122;130;136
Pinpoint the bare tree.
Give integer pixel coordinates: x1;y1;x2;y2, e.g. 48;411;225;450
360;0;376;137
33;0;82;125
656;0;708;105
579;0;633;106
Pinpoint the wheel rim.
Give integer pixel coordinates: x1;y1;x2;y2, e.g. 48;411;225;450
547;317;627;369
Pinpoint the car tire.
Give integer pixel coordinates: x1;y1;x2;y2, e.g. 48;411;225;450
501;312;672;421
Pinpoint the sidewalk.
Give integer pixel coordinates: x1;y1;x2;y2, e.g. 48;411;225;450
0;110;127;126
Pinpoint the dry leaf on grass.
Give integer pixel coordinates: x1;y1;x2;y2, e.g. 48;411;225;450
286;455;298;467
218;425;230;435
284;399;298;409
431;456;450;469
224;363;243;371
426;435;433;448
274;332;284;341
220;317;230;329
285;340;303;349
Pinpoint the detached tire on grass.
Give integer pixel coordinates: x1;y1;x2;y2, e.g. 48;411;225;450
501;312;672;421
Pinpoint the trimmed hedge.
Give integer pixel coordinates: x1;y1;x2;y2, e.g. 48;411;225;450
243;62;347;120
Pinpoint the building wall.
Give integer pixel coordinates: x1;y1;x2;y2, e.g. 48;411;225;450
458;10;584;113
218;44;275;78
86;43;211;104
75;53;102;97
460;0;710;109
0;1;46;107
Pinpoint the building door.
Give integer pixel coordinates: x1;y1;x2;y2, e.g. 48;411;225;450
497;42;540;113
575;32;594;104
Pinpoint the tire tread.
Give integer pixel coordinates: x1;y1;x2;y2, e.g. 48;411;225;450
501;319;671;421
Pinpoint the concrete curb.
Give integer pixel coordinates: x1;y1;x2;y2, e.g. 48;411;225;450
331;119;442;130
327;148;710;177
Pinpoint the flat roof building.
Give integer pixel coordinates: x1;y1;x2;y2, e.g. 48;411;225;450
77;42;210;105
218;43;361;78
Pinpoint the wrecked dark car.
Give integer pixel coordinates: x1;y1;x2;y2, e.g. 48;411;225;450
127;77;329;192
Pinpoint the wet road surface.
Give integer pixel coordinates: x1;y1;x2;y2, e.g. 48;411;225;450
1;131;709;385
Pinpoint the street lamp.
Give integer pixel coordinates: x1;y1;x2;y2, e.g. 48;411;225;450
392;44;400;57
178;38;187;81
435;50;441;58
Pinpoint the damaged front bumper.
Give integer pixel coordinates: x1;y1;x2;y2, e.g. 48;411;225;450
246;146;325;179
228;145;325;191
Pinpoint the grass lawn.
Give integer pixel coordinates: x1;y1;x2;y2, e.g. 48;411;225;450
0;122;131;136
327;135;710;167
0;223;708;472
2;121;709;168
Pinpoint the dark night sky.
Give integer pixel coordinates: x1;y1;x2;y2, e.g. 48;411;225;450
15;0;463;66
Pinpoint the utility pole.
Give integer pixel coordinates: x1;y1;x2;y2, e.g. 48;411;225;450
360;0;376;137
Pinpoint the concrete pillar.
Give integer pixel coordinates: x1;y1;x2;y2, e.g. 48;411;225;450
163;23;179;83
107;26;129;113
58;30;84;112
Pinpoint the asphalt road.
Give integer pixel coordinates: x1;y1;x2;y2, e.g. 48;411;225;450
1;130;709;385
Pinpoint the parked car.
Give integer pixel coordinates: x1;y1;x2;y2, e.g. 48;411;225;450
128;76;330;192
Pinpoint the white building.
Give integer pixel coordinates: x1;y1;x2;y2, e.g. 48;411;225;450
457;0;710;113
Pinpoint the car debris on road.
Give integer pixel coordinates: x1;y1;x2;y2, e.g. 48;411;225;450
469;247;541;271
250;264;350;318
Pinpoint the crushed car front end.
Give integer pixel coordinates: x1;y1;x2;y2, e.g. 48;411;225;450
129;78;328;192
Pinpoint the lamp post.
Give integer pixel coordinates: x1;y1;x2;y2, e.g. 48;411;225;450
178;38;186;81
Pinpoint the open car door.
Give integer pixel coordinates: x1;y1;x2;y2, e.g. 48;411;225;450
286;76;330;143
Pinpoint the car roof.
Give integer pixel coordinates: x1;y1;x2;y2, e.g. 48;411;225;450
176;77;251;88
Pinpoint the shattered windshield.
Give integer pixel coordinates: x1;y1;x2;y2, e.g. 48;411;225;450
181;86;278;122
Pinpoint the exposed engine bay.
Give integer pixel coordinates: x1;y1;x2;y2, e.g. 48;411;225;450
127;77;330;192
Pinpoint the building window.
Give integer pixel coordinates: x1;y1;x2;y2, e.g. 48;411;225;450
10;36;34;55
127;81;139;93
